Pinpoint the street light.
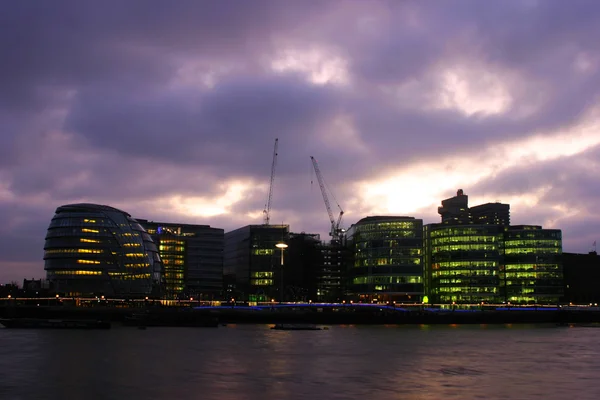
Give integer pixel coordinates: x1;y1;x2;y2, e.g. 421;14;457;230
276;242;288;304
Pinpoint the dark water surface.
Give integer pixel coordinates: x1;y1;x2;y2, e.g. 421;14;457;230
1;324;599;400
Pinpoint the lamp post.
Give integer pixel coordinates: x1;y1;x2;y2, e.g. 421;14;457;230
276;242;288;304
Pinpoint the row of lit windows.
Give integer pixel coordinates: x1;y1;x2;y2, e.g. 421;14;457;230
162;259;185;265
504;264;560;271
431;236;499;245
436;278;498;284
504;248;561;255
251;279;273;286
159;245;185;252
160;239;185;245
124;263;151;268
353;276;422;285
251;271;273;278
164;273;185;279
355;231;418;240
430;227;500;238
77;259;100;264
434;261;497;268
45;248;104;255
51;270;102;275
125;253;146;257
252;249;275;256
504;273;561;279
433;244;498;252
357;222;419;231
108;272;151;280
122;243;142;247
80;238;100;243
504;240;561;248
433;270;497;277
354;258;421;267
437;287;499;293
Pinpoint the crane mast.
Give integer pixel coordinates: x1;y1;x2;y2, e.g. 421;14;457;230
310;156;344;241
263;138;278;225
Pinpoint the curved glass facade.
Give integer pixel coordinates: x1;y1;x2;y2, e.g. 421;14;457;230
44;204;161;297
426;224;504;304
502;226;562;304
346;216;423;302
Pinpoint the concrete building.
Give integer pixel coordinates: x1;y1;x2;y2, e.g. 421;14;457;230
438;189;470;224
138;220;224;300
470;203;510;226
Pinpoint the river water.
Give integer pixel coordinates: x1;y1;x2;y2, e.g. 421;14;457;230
1;324;599;400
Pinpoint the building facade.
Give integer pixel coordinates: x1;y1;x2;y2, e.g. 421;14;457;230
138;220;224;300
345;216;423;303
224;224;289;302
44;204;161;297
424;224;504;304
438;189;470;224
503;225;563;304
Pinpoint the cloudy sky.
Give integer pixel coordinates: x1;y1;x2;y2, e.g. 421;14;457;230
1;0;599;282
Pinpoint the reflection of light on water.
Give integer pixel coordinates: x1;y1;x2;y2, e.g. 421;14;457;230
419;324;430;330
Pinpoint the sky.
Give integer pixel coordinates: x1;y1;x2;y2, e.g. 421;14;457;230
1;0;599;282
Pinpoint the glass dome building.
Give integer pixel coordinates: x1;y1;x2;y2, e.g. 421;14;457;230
44;203;162;297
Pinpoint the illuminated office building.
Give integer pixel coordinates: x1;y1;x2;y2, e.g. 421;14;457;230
138;220;224;299
224;224;289;302
503;225;562;304
438;189;470;224
345;216;423;303
44;204;161;297
424;224;504;304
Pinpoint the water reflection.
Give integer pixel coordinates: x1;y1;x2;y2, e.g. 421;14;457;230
1;324;599;400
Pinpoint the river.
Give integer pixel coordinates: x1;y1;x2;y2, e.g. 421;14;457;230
1;324;598;400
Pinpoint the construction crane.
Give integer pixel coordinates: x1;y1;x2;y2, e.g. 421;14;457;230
263;138;278;225
310;156;344;242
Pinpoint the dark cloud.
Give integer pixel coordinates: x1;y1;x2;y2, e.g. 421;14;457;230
1;1;600;280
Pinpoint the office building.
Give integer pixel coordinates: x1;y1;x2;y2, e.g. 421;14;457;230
138;220;224;300
345;216;423;303
224;224;289;302
424;224;504;304
503;225;563;304
44;204;161;297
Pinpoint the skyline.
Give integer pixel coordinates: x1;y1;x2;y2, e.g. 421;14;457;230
1;1;600;281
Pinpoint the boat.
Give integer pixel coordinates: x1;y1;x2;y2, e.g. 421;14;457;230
0;318;111;330
271;323;322;331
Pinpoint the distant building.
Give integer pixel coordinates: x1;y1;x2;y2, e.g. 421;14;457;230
470;203;510;226
561;251;599;304
438;189;470;224
138;220;224;300
224;224;289;302
44;204;161;297
437;189;510;226
316;241;347;302
345;216;423;303
503;225;563;304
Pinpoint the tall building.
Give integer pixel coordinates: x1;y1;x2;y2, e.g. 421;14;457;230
345;216;423;303
470;203;510;226
224;224;289;302
437;189;510;226
316;241;347;302
44;204;161;297
438;189;470;224
424;224;504;304
503;225;562;304
138;220;224;300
